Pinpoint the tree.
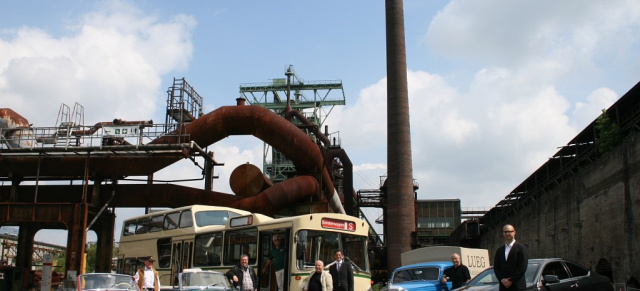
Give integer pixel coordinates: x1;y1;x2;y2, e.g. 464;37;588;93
54;252;66;273
85;243;98;273
595;109;621;154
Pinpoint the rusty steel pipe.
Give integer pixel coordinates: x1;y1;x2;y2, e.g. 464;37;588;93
285;109;331;146
151;104;344;213
229;163;271;197
229;175;318;215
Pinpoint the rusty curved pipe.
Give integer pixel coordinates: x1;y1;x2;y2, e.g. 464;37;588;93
230;175;317;215
151;104;344;213
285;109;331;146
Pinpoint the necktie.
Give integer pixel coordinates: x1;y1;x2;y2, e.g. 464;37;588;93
337;262;341;270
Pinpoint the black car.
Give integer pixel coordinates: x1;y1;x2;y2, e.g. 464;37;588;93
455;258;612;291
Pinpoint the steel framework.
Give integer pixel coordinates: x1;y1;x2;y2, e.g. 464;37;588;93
239;65;346;183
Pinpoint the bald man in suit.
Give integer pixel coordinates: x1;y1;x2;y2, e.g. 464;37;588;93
494;224;528;290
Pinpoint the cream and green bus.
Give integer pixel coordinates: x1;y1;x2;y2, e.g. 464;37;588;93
117;205;372;291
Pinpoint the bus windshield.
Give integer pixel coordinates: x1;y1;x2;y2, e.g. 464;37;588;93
296;230;367;272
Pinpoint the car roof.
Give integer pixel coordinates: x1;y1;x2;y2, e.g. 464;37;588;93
394;261;453;271
528;258;564;264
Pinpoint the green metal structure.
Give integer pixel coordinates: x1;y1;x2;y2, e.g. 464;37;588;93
239;65;346;183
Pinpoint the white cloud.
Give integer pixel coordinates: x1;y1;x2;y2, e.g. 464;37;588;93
337;60;604;209
0;1;195;127
572;87;619;129
427;0;640;69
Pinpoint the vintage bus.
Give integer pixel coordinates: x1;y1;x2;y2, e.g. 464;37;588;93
117;205;372;291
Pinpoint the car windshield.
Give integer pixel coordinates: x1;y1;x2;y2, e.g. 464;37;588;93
181;271;231;287
392;267;440;283
525;263;540;285
78;273;138;290
467;268;498;286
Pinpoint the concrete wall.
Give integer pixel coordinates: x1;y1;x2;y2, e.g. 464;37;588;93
479;131;640;285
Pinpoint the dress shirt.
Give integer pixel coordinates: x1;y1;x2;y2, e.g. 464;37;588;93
504;240;516;260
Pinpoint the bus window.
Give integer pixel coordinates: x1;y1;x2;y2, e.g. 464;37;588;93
194;232;222;266
195;210;232;227
123;221;137;236
182;241;192;272
149;215;163;232
224;228;258;266
164;212;180;230
135;217;150;234
157;238;172;268
180;210;193;228
296;230;368;272
121;258;139;276
341;235;367;271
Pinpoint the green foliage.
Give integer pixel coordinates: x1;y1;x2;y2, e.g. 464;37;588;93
54;252;66;273
595;109;621;153
85;243;97;273
50;243;119;274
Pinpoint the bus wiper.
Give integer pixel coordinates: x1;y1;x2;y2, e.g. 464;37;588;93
344;256;363;272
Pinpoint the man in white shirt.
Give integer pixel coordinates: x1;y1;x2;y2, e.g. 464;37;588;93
493;224;527;291
134;256;161;291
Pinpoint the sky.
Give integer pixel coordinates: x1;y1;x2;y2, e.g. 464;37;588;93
2;0;640;246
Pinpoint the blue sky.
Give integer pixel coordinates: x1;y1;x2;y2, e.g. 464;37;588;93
2;0;639;245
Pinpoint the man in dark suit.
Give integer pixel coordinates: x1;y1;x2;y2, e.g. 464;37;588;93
329;250;353;291
494;224;528;290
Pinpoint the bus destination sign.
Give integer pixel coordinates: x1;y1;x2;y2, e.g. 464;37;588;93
321;218;356;232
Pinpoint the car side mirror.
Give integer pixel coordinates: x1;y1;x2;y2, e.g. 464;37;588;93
543;274;560;285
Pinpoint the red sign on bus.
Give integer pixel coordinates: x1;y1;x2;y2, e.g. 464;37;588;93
321;218;356;232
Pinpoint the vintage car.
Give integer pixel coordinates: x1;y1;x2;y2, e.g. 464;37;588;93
456;258;613;291
59;273;139;291
386;261;453;291
165;268;235;291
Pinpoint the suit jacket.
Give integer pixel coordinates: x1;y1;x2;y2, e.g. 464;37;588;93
494;241;528;291
329;261;354;291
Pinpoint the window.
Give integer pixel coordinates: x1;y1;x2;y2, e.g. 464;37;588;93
123;221;137;236
195;211;231;227
135;218;150;234
525;263;540;285
474;270;498;284
180;210;193;228
157;238;172;268
224;228;258;266
149;215;163;232
121;258;140;276
164;212;180;230
194;232;223;267
393;270;412;283
542;261;570;280
296;230;367;271
565;261;589;277
418;218;453;229
393;267;440;283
